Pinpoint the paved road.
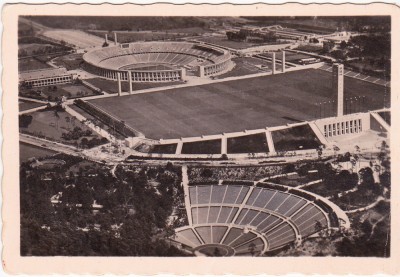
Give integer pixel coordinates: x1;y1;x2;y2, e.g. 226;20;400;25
20;133;80;157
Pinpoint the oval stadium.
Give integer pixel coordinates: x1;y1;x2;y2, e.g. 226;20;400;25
83;42;233;82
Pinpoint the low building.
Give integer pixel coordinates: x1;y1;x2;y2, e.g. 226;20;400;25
19;67;75;88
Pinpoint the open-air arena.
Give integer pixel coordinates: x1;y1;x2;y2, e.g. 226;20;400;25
83;41;233;82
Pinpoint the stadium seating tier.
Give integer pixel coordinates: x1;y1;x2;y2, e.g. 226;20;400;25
175;184;342;256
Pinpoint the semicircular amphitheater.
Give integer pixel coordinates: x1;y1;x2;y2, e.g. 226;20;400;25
174;182;349;257
83;41;232;81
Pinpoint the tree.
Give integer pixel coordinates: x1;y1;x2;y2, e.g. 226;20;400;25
359;167;375;188
164;225;176;246
333;145;340;157
53;110;60;130
71;116;76;127
65;116;71;130
340;40;347;49
81;137;89;148
19;114;33;128
200;168;213;179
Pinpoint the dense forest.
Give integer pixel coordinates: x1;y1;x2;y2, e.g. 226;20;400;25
20;155;188;256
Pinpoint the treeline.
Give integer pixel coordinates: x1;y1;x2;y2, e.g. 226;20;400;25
25;16;208;32
348;34;391;59
240;16;390;33
18;36;72;58
226;30;277;43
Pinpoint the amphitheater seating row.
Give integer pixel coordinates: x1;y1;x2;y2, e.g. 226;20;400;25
246;187;307;217
291;204;328;237
191;206;239;225
85;42;229;67
189;185;250;205
86;47;221;63
194;226;228;244
175;226;266;255
99;52;209;70
189;185;329;239
265;223;297;250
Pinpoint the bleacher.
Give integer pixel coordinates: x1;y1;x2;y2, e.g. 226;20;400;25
175;183;337;255
84;41;232;71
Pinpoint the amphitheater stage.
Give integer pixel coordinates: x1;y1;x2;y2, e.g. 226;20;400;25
88;69;389;140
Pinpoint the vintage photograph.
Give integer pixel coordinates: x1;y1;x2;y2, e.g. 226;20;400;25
16;14;392;259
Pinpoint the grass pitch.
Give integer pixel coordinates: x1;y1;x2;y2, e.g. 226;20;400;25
89;69;389;139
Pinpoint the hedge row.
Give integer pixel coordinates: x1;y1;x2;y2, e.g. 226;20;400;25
74;99;137;138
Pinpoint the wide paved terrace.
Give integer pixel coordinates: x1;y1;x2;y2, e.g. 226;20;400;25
89;69;389;139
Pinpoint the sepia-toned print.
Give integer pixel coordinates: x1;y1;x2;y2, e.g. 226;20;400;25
17;14;391;258
3;2;399;275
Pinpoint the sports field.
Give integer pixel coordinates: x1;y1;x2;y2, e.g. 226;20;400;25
89;69;389;139
43;30;104;48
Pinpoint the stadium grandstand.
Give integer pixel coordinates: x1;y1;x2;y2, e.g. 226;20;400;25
19;67;75;88
174;183;348;256
83;42;232;82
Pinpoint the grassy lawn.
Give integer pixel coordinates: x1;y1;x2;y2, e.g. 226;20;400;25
227;133;268;154
20;108;106;147
20;142;58;163
332;190;380;211
42;84;97;100
19;100;45;112
150;143;178;154
270;173;319;187
52;53;84;70
18;57;52;72
378;111;390;125
85;78;184;94
271;124;321;152
19;83;97;101
217;57;272;79
181;139;221;154
303;181;341;197
89;69;389;139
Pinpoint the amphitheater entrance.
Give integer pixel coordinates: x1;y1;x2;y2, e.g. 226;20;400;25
194;244;235;257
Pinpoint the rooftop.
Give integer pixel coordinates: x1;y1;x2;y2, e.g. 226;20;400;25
19;67;70;81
